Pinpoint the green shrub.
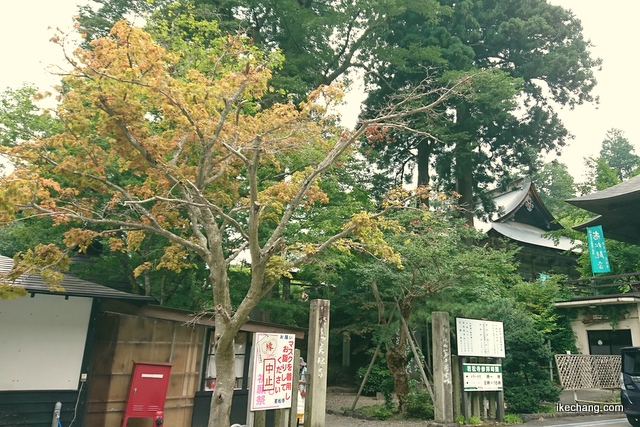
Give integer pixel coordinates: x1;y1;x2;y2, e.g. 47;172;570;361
468;415;483;424
355;362;394;400
497;308;562;413
454;415;484;425
404;389;434;420
537;403;556;414
355;404;394;420
504;381;560;413
504;413;523;424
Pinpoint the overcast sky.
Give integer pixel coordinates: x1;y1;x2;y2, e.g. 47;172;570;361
1;1;638;183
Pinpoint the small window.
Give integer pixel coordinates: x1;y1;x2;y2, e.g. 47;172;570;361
204;332;247;390
622;350;640;376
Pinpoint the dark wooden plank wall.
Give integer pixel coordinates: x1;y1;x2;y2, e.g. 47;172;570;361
0;390;79;427
84;312;205;426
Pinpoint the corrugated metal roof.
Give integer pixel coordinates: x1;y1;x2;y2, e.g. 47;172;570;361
0;255;155;301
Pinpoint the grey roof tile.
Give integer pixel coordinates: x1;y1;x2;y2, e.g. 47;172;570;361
0;255;155;301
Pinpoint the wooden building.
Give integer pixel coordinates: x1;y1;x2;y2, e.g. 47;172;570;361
0;255;304;426
0;254;153;426
552;174;640;355
476;178;580;280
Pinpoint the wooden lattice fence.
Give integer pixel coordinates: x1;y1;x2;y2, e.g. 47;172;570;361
554;354;621;390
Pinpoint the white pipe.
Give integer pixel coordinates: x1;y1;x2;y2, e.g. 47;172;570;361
51;401;61;427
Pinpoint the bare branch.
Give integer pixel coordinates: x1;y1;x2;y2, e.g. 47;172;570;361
25;201;206;256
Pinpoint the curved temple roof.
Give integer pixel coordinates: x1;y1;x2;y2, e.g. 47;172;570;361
477;178;579;252
567;174;640;244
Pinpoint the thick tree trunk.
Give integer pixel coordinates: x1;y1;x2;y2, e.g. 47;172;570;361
368;281;412;412
207;239;239;427
416;139;431;208
456;161;474;226
385;342;410;412
454;105;475;227
416;138;431;188
208;256;269;427
208;322;237;427
387;302;412;413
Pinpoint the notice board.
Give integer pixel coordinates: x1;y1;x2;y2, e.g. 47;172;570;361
249;333;296;411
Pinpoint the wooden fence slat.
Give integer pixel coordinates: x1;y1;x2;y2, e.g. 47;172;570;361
554;354;621;390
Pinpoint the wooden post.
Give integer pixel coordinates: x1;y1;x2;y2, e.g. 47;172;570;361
351;343;381;411
488;392;496;419
254;410;266;427
432;312;453;423
351;303;398;411
461;357;469;425
274;409;286;427
471;391;480;419
496;359;504;423
290;349;301;427
425;320;431;370
342;333;350;368
304;299;330;427
452;355;461;419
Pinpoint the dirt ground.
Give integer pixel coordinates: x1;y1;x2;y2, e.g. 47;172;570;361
324;389;451;427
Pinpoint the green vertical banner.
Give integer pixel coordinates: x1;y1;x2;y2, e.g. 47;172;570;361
587;225;611;274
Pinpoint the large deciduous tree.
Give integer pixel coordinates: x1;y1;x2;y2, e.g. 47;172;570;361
0;20;458;426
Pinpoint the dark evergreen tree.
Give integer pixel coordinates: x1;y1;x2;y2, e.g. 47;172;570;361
599;128;639;181
362;0;601;223
531;160;577;221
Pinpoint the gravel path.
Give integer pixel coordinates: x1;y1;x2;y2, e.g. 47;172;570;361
326;412;435;427
324;391;448;427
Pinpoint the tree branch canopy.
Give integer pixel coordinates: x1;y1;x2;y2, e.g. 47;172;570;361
0;18;460;427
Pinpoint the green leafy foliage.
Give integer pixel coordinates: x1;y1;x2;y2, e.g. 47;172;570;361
354;404;395;420
599;128;639;181
404;388;434;420
531;161;581;223
363;0;600;219
504;413;524;423
327;207;527;412
499;306;561;413
0;85;63;148
468;415;483;425
355;360;394;400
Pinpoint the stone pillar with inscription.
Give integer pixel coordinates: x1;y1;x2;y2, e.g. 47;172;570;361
304;299;330;427
432;311;454;422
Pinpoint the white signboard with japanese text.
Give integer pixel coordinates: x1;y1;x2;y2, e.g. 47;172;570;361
249;333;296;411
463;363;503;391
456;317;505;358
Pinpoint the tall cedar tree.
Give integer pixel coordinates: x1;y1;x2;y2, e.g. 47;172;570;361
363;0;600;223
